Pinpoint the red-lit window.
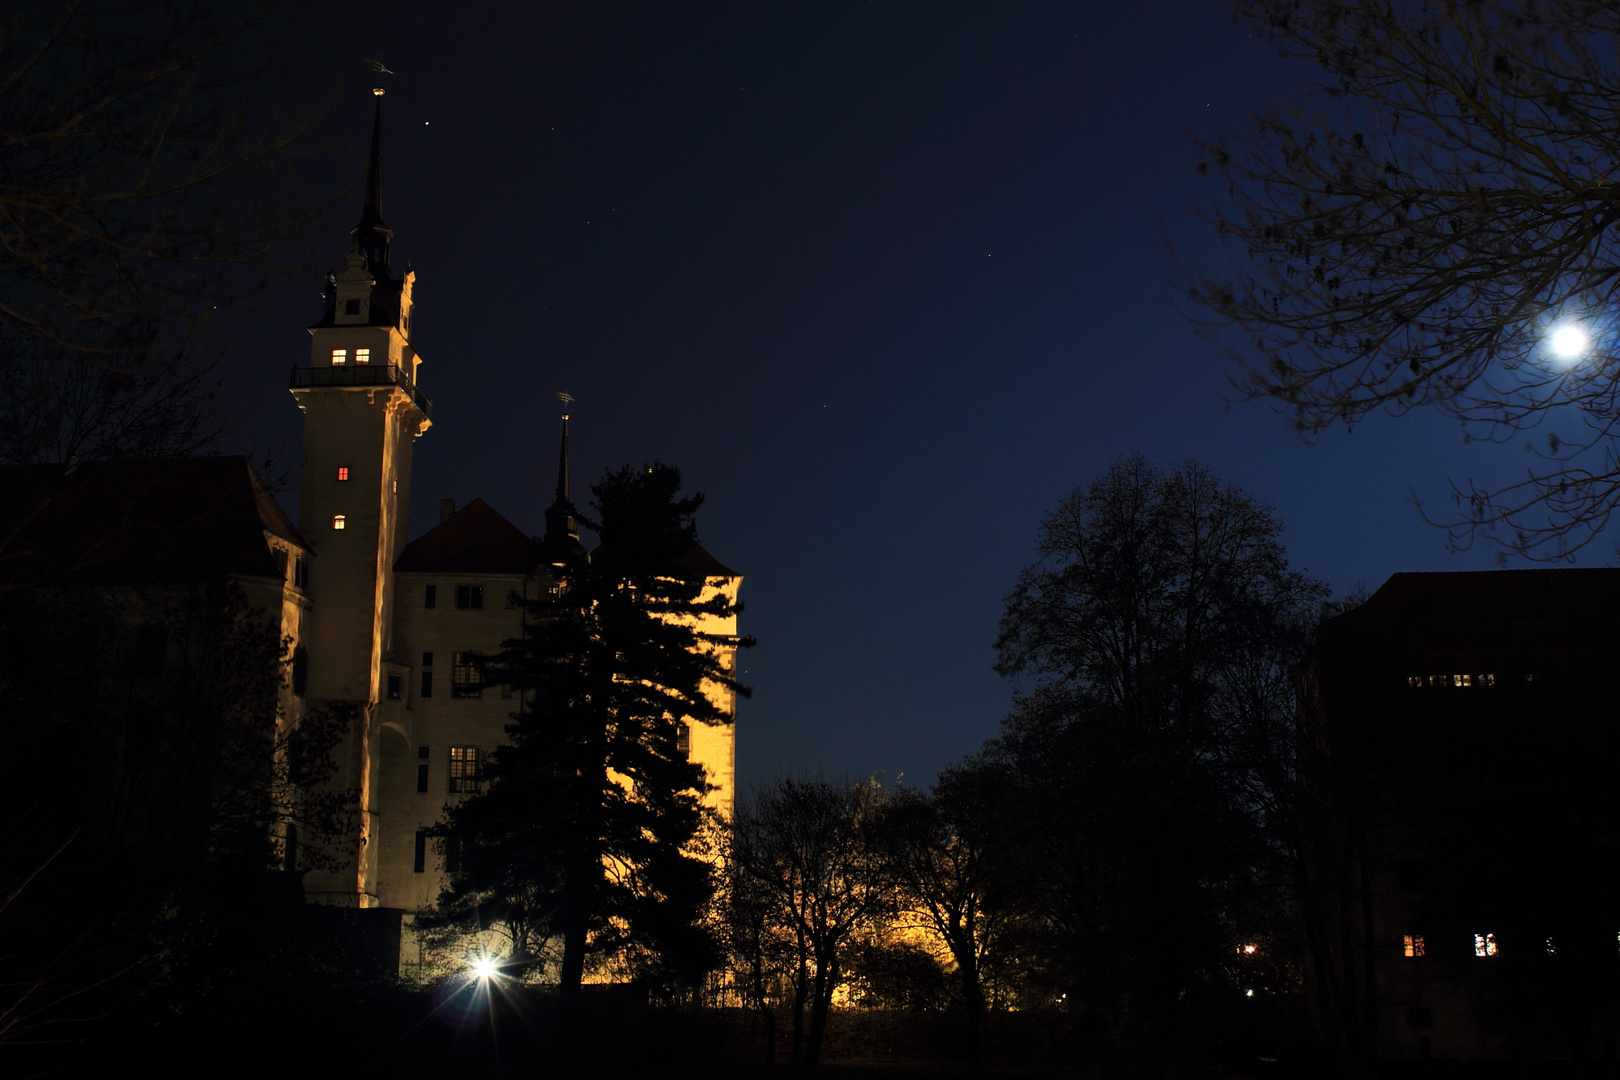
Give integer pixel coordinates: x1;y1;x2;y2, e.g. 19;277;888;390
336;466;350;481
1404;934;1425;958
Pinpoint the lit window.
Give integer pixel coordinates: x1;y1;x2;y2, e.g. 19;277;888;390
1480;673;1496;686
1454;674;1472;688
676;723;691;759
451;652;482;699
331;348;347;365
1546;937;1557;956
332;514;346;530
336;466;350;481
1404;934;1425;958
449;746;481;793
1241;943;1257;956
1407;676;1423;688
1475;933;1498;958
356;347;371;365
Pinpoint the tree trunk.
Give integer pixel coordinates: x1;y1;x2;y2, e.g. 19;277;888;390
806;951;838;1065
790;940;809;1066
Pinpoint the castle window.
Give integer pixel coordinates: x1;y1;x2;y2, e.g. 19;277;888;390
331;348;347;365
344;298;361;315
1404;934;1425;958
413;830;427;873
387;674;400;700
356;347;371;365
451;652;482;699
448;746;481;793
291;648;308;697
420;671;433;698
456;585;484;610
417;746;430;793
332;514;346;530
1475;933;1498;957
676;723;691;760
293;556;309;590
336;466;350;481
424;584;437;609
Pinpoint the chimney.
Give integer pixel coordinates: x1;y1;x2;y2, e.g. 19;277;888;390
440;498;455;524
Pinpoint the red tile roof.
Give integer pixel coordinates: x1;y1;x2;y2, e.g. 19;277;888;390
394;497;534;574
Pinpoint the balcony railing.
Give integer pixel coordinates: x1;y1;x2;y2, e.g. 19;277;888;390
289;363;433;419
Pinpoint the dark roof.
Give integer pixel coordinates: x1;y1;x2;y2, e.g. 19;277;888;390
1323;568;1620;660
0;457;305;587
1352;568;1620;620
394;498;534;574
674;542;738;579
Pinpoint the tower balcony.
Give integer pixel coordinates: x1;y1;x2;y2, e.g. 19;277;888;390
290;363;433;420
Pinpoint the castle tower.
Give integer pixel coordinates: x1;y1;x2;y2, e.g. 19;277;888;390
290;89;432;906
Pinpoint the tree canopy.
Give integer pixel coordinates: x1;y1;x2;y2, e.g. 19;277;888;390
431;462;749;1001
1185;0;1620;557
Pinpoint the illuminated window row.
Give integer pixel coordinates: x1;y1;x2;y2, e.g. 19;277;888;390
1406;673;1496;689
1406;932;1620;958
329;347;373;365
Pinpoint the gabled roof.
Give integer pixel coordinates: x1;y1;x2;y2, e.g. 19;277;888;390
394;497;534;574
0;456;305;587
674;542;738;580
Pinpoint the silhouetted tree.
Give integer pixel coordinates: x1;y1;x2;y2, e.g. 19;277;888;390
993;456;1326;1051
731;776;893;1066
0;0;325;466
883;760;1032;1069
431;463;749;1002
1184;0;1620;558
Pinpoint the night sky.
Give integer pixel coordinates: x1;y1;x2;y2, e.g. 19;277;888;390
213;2;1593;789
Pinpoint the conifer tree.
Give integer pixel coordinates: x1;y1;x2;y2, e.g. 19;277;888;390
431;462;750;999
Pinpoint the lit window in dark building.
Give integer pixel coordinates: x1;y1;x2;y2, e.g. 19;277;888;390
1546;937;1557;956
1475;933;1498;957
456;584;483;610
452;652;482;698
1403;934;1425;958
331;348;347;364
355;347;371;364
332;514;346;530
449;746;480;793
336;466;350;481
424;584;437;608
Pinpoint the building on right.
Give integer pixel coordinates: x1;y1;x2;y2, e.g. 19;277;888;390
1297;569;1620;1064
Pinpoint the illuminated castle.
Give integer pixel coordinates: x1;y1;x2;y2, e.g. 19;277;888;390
287;92;741;921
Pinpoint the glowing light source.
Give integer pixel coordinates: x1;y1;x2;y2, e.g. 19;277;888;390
1550;322;1590;359
471;957;499;980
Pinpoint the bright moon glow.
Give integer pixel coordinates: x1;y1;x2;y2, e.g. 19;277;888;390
1551;323;1589;358
471;958;499;980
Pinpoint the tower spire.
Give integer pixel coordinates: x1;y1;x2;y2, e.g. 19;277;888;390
351;88;393;276
543;393;587;568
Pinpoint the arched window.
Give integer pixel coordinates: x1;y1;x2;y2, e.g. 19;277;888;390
332;514;346;530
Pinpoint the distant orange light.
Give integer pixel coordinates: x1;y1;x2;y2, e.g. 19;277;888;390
1242;943;1257;955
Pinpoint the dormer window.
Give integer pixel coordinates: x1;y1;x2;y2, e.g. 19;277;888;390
332;515;346;530
344;298;361;315
331;349;347;365
356;348;371;365
336;466;350;481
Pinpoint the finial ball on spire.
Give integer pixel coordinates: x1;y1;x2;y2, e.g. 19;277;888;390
372;87;385;97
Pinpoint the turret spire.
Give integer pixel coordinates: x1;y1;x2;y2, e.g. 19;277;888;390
351;88;393;276
543;393;588;568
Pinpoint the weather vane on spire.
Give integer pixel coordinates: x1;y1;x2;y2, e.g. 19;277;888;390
556;391;575;420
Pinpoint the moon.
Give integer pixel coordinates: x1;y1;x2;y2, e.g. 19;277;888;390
1551;323;1589;359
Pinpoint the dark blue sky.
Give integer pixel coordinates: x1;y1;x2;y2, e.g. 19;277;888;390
216;2;1589;788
